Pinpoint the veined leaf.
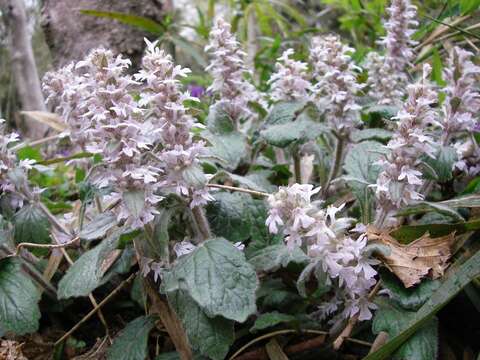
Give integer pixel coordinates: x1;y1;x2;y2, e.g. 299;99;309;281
0;258;41;335
80;10;165;34
247;244;308;272
107;316;156;360
13;204;51;245
79;212;117;241
365;248;480;360
162;238;258;322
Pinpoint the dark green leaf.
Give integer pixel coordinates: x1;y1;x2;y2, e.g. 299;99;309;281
162;238;258;322
350;128;393;143
422;146;457;183
79;212;117;241
80;10;165;34
247;244;308;272
0;258;41;335
203;131;249;170
250;311;296;332
58;234;119;299
13;204;51;245
365;248;480;360
168;290;234;360
372;299;438;360
107;316;156;360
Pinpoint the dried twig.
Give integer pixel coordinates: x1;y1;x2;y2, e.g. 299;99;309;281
333;281;382;350
11;236;79;257
55;273;136;346
207;183;270;197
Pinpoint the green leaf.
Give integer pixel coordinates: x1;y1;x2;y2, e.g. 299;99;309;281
168;290;234;360
58;234;119;299
206;103;235;134
397;201;464;221
107;316;156;360
372;299;438;360
123;190;145;219
264;101;306;126
380;269;441;311
422;146;457;182
399;195;480;217
80;10;165;34
206;192;252;243
391;219;480;243
247;244;308;272
260;114;327;148
250;311;296;332
79;212;117;241
162;238;258;322
363;104;399;119
460;0;480;14
13;204;51;245
296;260;330;298
182;165;207;189
0;258;41;335
350;128;393;143
206;192;279;249
203;131;249;170
343;141;387;223
431;48;446;86
365;248;480;360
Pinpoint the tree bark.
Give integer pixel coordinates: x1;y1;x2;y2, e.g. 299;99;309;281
40;0;165;69
1;0;48;138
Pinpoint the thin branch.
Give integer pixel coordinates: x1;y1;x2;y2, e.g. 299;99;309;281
207;184;270;197
333;280;382;350
322;135;346;196
11;133;63;151
11;236;79;257
55;273;136;346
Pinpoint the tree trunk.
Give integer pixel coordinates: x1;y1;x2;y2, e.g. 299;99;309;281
40;0;165;68
1;0;48;138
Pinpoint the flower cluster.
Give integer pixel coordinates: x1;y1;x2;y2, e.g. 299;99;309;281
43;41;211;228
268;49;311;102
205;17;261;123
374;65;437;226
266;184;378;322
310;35;362;134
0;120;38;210
435;47;480;144
365;0;418;104
454;139;480;177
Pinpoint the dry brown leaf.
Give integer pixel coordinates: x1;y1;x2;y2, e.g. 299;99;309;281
20;111;67;132
367;226;455;288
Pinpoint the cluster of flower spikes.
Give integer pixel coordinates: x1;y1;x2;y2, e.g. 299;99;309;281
43;41;211;229
205;17;262;123
365;0;418;105
136;39;213;209
309;34;363;135
268;49;311;102
0;120;35;208
433;47;480;175
374;64;437;226
266;184;378;323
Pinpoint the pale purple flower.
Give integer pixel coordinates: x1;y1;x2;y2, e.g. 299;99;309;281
205;17;262;123
374;65;438;224
268;48;311;102
310;35;363;133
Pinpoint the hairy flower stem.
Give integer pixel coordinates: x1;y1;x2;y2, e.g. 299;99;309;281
322;135;345;196
293;152;302;184
191;205;211;241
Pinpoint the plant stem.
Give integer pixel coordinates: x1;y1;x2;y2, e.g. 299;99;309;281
323;136;345;196
207;184;269;197
191;205;211;241
293;152;302;184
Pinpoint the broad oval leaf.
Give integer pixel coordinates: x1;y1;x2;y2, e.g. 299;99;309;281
0;258;41;335
13;204;51;245
79;212;118;241
163;238;258;322
168;290;234;360
107;315;156;360
247;244;308;272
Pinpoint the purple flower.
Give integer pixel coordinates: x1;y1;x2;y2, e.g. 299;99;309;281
188;84;206;98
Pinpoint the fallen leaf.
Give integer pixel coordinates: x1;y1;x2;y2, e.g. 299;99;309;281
20;111;67;132
367;226;455;288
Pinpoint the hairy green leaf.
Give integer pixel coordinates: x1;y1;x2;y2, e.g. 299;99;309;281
107;316;156;360
163;238;258;322
247;244;308;272
250;311;296;332
169;290;234;360
13;204;50;245
79;212;117;241
0;258;41;335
